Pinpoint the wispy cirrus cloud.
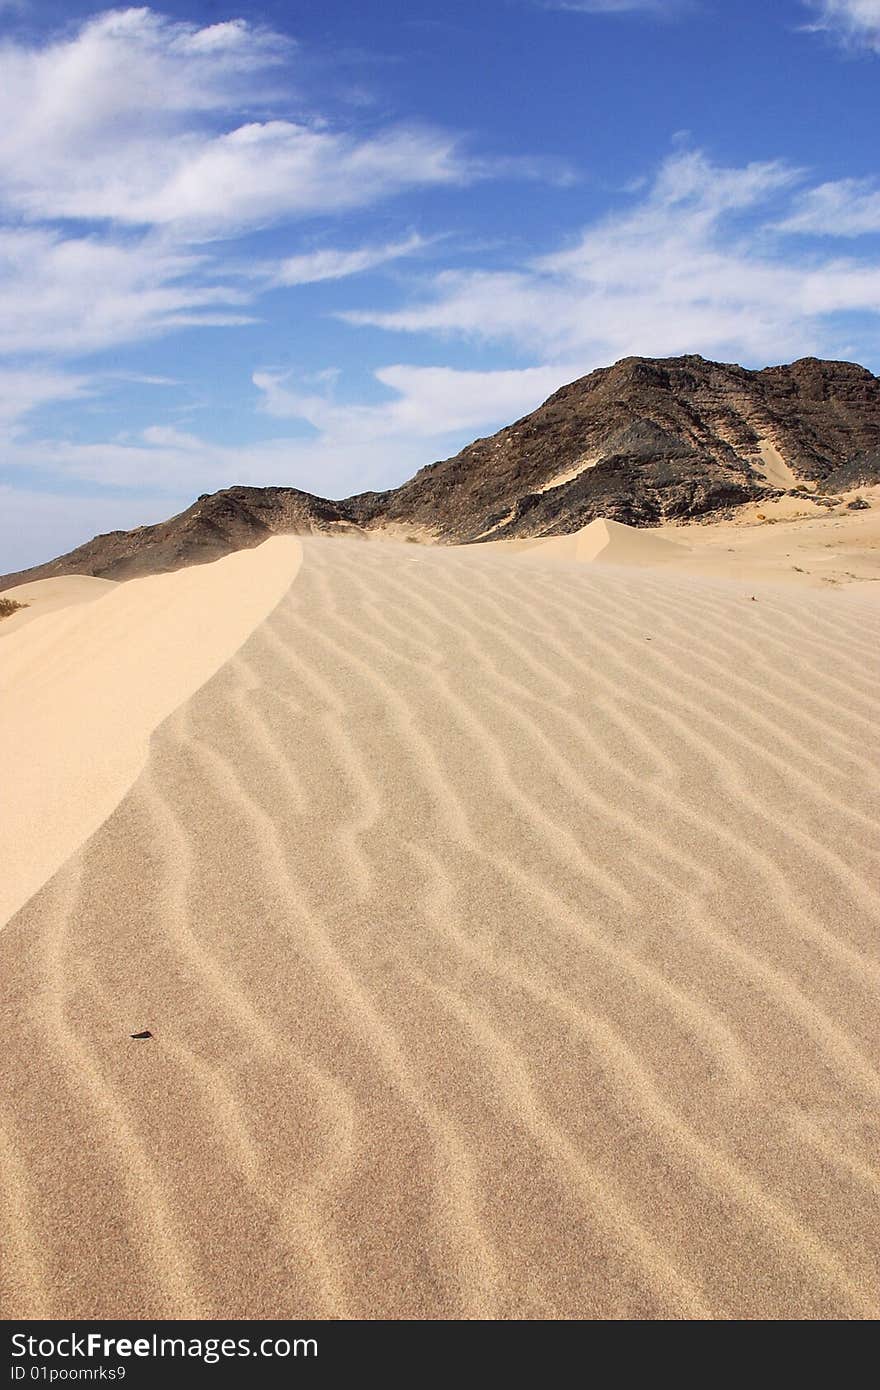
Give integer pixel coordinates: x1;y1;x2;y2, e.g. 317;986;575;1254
0;8;531;565
7;144;880;565
544;0;693;15
0;364;574;520
253;362;572;440
0;227;254;357
341;150;880;367
801;1;880;51
274;233;430;286
3;9;880;576
0;9;561;380
778;176;880;235
0;9;477;235
0;368;92;433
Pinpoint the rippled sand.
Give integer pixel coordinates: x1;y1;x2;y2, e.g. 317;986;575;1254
2;534;879;1319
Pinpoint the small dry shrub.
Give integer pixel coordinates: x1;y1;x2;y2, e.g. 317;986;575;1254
0;596;28;619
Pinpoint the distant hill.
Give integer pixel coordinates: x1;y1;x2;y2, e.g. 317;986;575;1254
4;353;879;589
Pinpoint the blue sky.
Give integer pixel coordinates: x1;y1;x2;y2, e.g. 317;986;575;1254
1;0;880;569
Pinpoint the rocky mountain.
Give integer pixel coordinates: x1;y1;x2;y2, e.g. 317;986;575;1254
3;354;879;589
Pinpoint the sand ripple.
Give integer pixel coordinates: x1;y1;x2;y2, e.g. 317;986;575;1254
2;537;879;1319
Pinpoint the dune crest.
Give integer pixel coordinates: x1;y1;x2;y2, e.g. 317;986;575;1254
0;536;301;927
0;575;118;633
524;517;690;565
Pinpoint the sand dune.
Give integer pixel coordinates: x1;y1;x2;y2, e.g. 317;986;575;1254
520;517;690;565
0;575;118;633
0;537;301;928
488;501;880;587
1;534;880;1319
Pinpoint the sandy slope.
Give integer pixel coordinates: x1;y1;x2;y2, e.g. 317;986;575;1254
0;575;118;634
513;517;690;565
1;532;880;1320
660;491;880;588
0;538;301;928
484;496;880;588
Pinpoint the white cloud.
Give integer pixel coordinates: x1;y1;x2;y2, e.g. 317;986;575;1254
87;121;469;236
0;368;92;433
0;363;573;516
0;227;254;356
7;144;880;569
802;1;880;50
3;12;880;576
0;9;549;376
778;178;880;235
275;234;429;286
2;423;402;501
0;9;484;235
342;150;880;367
253;362;573;440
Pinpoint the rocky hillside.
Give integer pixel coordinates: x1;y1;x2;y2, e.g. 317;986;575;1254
3;354;879;588
361;354;880;541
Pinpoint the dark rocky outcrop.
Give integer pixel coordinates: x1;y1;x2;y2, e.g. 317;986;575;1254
3;354;879;589
370;355;880;541
822;449;880;494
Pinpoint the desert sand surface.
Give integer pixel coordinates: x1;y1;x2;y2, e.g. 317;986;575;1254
0;537;301;928
0;575;118;634
484;492;880;589
659;490;880;588
1;527;880;1320
753;439;805;492
510;517;690;565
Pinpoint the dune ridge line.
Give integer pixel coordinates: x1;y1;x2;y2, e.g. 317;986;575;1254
0;536;302;928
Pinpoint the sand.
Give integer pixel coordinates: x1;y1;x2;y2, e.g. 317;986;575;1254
753;440;805;492
0;575;118;634
482;495;880;587
1;523;879;1320
658;490;880;588
0;537;301;928
516;517;690;565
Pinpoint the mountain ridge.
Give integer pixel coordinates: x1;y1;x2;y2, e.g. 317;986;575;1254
3;352;880;589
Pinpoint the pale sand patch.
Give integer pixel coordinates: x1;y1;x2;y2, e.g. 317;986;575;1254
1;534;879;1319
472;507;517;541
477;517;692;564
658;492;880;588
736;494;827;524
0;536;301;927
753;439;806;492
479;502;880;588
523;517;689;565
0;575;118;634
533;452;602;495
